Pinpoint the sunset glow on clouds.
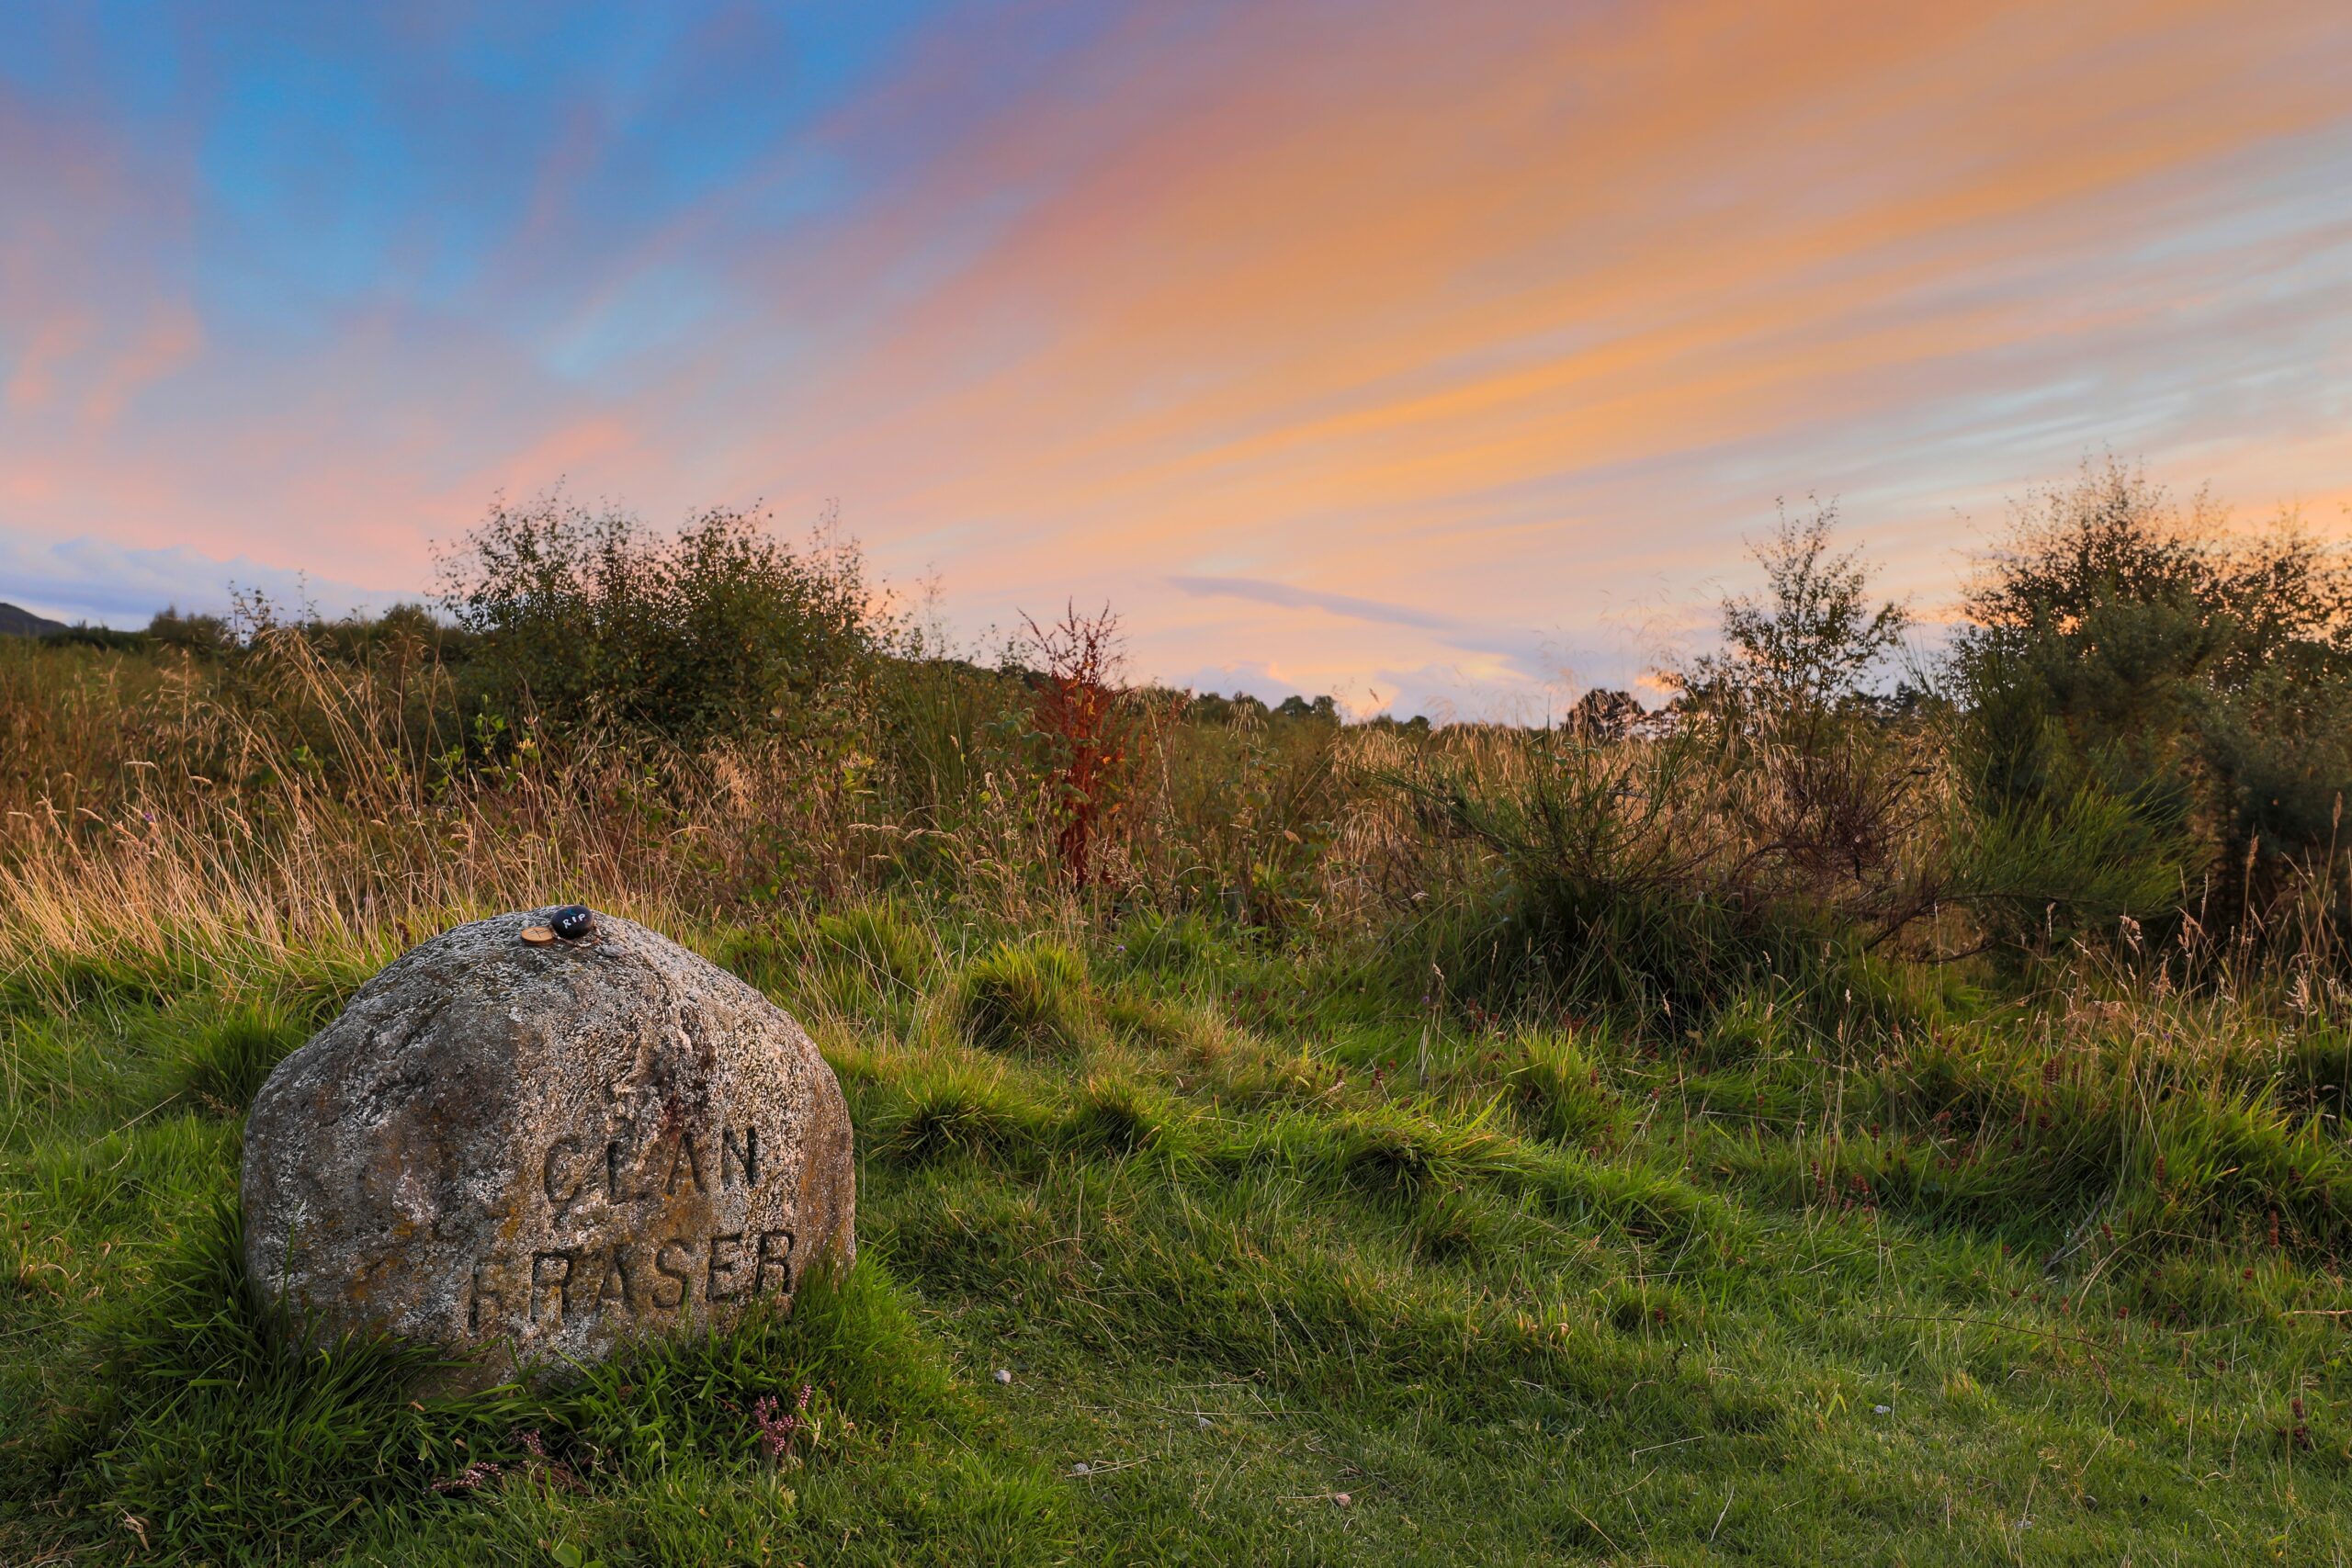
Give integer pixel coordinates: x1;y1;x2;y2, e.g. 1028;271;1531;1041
4;1;2350;715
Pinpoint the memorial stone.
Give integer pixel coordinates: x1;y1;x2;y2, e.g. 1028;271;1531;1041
241;908;854;1391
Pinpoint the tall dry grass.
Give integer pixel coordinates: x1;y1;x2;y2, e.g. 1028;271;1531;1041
7;623;2352;1273
6;626;2349;1043
0;634;882;992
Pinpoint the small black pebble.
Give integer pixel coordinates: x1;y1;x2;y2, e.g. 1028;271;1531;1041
549;905;594;941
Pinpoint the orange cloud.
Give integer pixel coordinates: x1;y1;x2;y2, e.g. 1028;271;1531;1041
5;0;2348;716
686;0;2347;710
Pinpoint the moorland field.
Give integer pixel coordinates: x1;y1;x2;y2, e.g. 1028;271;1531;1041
6;461;2352;1564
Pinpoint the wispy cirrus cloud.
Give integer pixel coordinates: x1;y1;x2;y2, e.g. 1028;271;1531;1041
1167;576;1462;635
1;1;2348;715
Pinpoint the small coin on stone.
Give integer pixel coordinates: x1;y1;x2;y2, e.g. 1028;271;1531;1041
550;905;595;941
519;926;557;945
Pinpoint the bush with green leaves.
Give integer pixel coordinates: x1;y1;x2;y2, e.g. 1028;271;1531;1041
1394;505;1939;1021
1950;457;2352;947
435;494;884;746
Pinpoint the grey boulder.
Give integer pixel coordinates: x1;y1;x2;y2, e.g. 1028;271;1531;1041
242;908;854;1390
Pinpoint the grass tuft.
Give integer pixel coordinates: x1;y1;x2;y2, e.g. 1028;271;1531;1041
1510;1029;1625;1147
871;1067;1051;1169
1062;1075;1171;1156
172;1009;306;1116
956;941;1092;1055
816;901;934;995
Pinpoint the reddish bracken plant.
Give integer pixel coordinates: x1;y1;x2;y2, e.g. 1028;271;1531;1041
1019;602;1151;888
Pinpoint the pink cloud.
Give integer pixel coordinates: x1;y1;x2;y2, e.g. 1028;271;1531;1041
4;0;2349;715
81;300;204;425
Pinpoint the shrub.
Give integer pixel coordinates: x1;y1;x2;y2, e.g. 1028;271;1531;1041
1395;724;1917;1025
145;606;233;658
1010;603;1165;888
1941;752;2187;951
435;494;882;746
1951;457;2352;946
1392;505;1942;1021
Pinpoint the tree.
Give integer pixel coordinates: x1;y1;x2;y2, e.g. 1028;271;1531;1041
1675;500;1908;716
1274;694;1340;723
1566;688;1643;740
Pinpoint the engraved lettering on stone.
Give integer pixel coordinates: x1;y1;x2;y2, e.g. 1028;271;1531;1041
605;1138;643;1204
240;909;854;1391
664;1131;706;1196
543;1136;586;1217
531;1250;573;1323
592;1245;633;1314
754;1229;795;1294
653;1238;694;1309
707;1231;745;1301
722;1123;761;1189
468;1258;505;1333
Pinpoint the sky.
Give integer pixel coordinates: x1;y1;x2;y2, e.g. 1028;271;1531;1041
3;0;2349;717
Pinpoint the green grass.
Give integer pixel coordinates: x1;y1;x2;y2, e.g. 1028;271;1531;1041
6;913;2352;1564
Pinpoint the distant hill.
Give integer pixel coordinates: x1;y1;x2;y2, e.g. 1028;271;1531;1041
0;602;69;637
